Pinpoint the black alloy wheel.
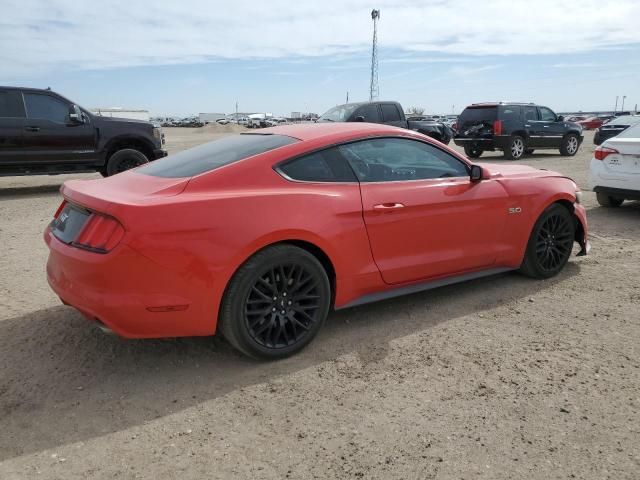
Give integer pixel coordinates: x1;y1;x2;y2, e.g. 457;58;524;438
520;203;575;279
464;144;483;158
106;148;149;176
220;245;331;359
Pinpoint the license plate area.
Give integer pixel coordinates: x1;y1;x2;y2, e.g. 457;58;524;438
50;203;91;244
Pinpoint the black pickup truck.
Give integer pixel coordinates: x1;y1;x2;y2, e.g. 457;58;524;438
0;86;166;177
318;101;453;144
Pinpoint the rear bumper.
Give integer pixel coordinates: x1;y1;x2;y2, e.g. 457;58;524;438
589;159;640;194
593;186;640;201
44;228;214;338
453;135;511;151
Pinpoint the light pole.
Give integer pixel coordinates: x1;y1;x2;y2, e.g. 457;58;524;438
621;95;626;112
614;96;618;114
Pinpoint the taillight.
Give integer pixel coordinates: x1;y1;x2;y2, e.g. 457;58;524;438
74;213;125;253
493;120;503;135
594;146;618;161
53;200;67;219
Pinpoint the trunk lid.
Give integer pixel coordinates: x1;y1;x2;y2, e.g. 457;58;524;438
601;137;640;175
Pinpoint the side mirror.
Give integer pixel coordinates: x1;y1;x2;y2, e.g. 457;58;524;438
557;115;564;122
470;164;484;182
354;115;365;122
68;104;84;124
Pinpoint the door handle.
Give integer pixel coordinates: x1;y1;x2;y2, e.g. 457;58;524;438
25;126;40;132
373;203;405;210
524;124;531;127
543;125;550;128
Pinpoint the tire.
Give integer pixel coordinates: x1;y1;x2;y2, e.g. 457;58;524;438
504;136;525;160
596;192;624;207
464;144;483;158
105;148;149;176
560;134;580;156
219;244;331;360
519;203;575;279
525;148;535;155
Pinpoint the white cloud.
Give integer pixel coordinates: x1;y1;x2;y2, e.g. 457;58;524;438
1;0;639;79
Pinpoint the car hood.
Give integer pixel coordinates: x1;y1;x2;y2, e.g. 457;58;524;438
479;163;563;179
94;115;153;127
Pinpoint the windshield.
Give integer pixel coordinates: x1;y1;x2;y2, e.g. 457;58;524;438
137;133;298;178
607;116;640;126
318;104;360;122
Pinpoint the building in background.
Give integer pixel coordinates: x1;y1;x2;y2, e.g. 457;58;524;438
198;112;227;123
91;108;150;121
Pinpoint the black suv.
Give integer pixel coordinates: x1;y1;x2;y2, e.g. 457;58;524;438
0;86;167;177
454;102;583;160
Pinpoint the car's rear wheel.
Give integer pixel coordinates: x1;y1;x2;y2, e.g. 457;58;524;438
560;134;580;156
504;136;525;160
596;192;624;207
219;245;331;359
519;203;575;279
464;145;483;158
106;148;149;176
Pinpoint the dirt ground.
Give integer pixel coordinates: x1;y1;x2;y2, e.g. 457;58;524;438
0;127;638;480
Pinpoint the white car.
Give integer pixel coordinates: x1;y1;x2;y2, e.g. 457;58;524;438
589;123;640;207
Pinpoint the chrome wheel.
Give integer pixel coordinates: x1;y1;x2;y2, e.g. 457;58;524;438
511;138;524;158
566;136;578;154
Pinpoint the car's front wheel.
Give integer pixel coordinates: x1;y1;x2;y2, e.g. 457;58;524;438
106;148;149;176
504;136;525;160
464;145;483;158
560;134;580;156
596;192;624;207
519;203;575;279
219;244;331;359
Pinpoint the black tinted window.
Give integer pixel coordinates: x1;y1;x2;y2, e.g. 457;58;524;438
381;104;401;122
499;106;521;121
459;107;497;128
279;148;357;182
0;91;26;117
539;107;556;122
354;105;380;123
339;138;468;182
138;134;298;178
24;93;69;123
523;106;538;121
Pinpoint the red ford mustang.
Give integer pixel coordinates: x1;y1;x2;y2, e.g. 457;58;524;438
45;123;589;359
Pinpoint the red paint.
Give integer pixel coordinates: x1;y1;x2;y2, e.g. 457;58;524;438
44;123;588;338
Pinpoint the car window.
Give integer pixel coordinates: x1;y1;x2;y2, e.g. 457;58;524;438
138;133;299;178
354;104;381;123
538;107;556;122
338;137;468;182
380;104;401;122
278;148;357;182
499;106;520;121
523;106;538;121
24;93;70;123
0;90;26;118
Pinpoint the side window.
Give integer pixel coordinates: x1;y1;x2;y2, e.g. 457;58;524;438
500;106;520;121
278;148;357;182
538;107;556;122
0;91;26;118
354;104;381;123
523;106;538;121
338;138;468;182
24;93;70;123
380;104;401;122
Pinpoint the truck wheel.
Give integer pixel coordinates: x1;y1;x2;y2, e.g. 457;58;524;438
106;149;149;176
464;145;483;158
560;134;580;156
596;192;624;207
504;136;525;160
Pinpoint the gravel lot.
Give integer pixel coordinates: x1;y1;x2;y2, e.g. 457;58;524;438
1;127;638;479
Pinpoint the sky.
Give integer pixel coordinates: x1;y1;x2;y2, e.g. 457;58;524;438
1;0;640;117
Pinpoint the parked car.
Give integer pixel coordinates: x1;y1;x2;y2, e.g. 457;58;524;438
216;118;230;125
589;123;640;207
318;101;453;144
576;116;604;130
454;102;583;160
594;115;640;145
44;123;588;359
0;86;166;176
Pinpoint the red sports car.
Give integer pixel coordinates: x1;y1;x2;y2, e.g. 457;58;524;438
576;117;604;130
45;123;589;359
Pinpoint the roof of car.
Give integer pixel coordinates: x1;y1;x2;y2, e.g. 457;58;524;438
469;102;537;107
253;122;409;142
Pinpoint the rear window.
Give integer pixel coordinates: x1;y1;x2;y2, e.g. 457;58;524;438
606;116;640;126
137;133;298;178
459;106;497;126
616;123;640;139
0;90;26;118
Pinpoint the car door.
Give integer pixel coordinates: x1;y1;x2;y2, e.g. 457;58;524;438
22;91;97;165
380;103;406;128
338;137;509;285
535;106;564;147
0;89;27;167
521;105;541;147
